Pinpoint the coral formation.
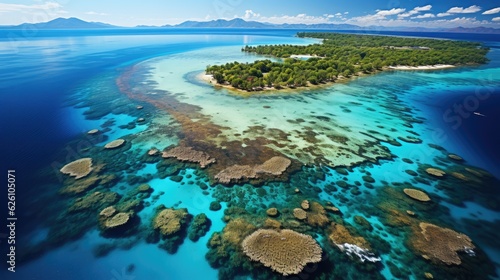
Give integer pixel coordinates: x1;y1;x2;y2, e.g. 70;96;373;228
188;213;211;242
327;223;371;250
215;156;291;184
264;218;281;229
69;191;119;212
306;202;329;227
301;200;310;210
241;229;322;276
148;149;159;156
162;146;215;168
60;158;93;179
266;208;278;217
293;208;307;220
60;176;100;194
215;165;255;184
451;172;468;181
403;188;431;202
448;154;463;161
136;184;151;192
104;139;126;149
99;206;116;218
153;207;189;236
209;201;222;211
254;156;292;175
425;167;446;177
411;222;475;265
104;212;130;229
87;129;99;135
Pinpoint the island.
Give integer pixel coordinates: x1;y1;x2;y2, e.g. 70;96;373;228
205;32;489;92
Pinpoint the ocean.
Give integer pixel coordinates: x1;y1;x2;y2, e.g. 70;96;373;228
0;28;499;280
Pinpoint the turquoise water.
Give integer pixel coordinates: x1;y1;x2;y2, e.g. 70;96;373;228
0;30;499;279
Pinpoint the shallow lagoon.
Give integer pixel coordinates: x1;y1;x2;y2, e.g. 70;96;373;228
0;30;499;279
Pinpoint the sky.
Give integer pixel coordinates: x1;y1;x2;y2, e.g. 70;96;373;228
0;0;500;28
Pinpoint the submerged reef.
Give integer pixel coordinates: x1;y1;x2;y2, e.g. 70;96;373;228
162;146;216;168
411;222;474;265
60;158;93;179
241;229;322;276
153;207;190;236
215;156;292;184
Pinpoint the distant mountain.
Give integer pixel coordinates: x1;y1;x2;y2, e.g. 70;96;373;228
4;17;117;29
171;18;500;33
173;18;269;28
2;17;499;34
446;26;500;34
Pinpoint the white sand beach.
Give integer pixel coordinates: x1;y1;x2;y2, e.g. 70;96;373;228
389;64;455;70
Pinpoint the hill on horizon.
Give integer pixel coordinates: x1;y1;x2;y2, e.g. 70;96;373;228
1;17;499;34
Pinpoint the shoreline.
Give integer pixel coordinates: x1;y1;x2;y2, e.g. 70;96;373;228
197;72;353;96
388;64;455;70
199;64;457;95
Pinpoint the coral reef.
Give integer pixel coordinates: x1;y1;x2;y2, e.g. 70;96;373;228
162;146;215;168
411;222;475;265
403;188;431;202
209;201;222;211
254;156;292;175
148;148;159;156
99;206;116;218
264;218;281;229
104;212;130;229
425;167;446;177
104;139;126;149
327;223;371;250
266;208;278;217
301;200;310;210
188;213;211;242
60;158;93;179
69;191;119;212
306;202;329;227
60;176;100;194
241;229;322;276
293;208;307;220
448;154;463;161
153;207;189;236
215;156;291;184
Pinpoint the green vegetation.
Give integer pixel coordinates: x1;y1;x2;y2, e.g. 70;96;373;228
205;32;488;91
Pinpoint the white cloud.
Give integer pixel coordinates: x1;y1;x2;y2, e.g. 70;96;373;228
398;5;432;18
0;1;67;24
350;8;406;25
412;13;435;19
437;12;451;17
243;9;259;20
483;7;500;15
493;17;500;22
0;1;64;13
238;10;337;24
233;6;499;29
85;11;108;16
447;5;481;14
376;8;406;16
414;5;432;12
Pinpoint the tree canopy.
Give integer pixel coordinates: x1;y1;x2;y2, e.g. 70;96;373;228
205;32;489;92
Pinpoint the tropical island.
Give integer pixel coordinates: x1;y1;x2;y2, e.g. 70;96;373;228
205;32;489;92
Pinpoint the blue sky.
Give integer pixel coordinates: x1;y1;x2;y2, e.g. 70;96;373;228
0;0;499;28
